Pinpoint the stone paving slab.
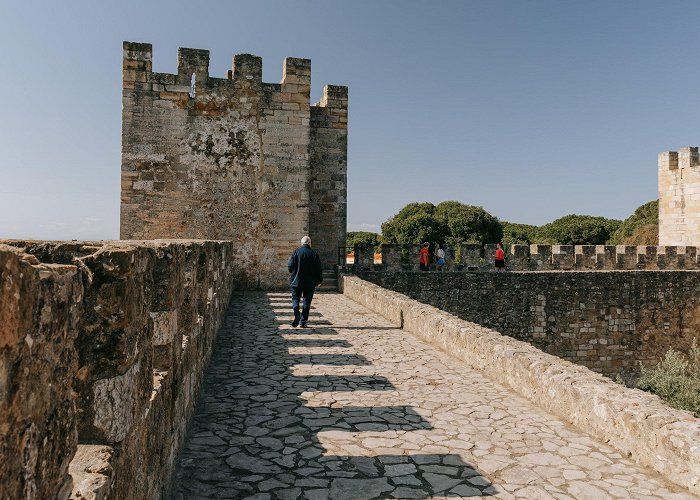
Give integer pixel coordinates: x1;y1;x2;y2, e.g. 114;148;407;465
169;292;696;499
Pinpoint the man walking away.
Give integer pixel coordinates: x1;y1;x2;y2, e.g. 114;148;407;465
288;236;323;328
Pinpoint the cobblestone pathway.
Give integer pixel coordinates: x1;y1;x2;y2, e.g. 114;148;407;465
170;292;694;499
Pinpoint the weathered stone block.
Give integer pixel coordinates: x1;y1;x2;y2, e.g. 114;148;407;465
354;245;374;270
69;445;114;499
551;245;574;269
509;244;530;270
0;245;83;500
595;245;616;269
529;244;553;270
460;244;481;269
615;245;638;269
574;245;596;269
381;244;402;271
636;245;658;269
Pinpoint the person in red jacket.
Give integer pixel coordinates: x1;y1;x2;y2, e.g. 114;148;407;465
419;242;430;271
494;242;505;272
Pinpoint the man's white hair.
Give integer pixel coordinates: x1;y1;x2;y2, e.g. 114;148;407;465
301;235;312;245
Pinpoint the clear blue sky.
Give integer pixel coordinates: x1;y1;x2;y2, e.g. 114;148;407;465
1;0;699;239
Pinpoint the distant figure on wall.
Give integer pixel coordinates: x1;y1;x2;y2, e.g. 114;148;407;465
288;236;323;328
435;244;446;271
494;243;505;272
419;242;430;271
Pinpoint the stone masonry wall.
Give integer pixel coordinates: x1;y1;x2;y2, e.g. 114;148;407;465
309;85;348;268
340;275;700;495
659;146;700;246
0;240;237;499
0;245;83;500
120;42;348;288
356;270;700;377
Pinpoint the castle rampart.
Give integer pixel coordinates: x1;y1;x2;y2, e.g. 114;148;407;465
4;238;700;497
353;243;700;271
355;269;700;377
120;42;347;288
351;243;700;377
659;146;700;245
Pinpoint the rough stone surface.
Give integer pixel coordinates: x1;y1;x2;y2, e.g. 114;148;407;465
169;291;694;499
0;245;83;500
309;85;348;269
0;240;238;499
341;275;700;496
69;445;114;499
120;42;347;288
356;269;700;377
659;146;700;246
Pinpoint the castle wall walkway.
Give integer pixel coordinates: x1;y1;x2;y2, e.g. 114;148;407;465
169;291;695;499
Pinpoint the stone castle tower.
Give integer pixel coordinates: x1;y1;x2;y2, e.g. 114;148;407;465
658;146;700;246
120;42;347;288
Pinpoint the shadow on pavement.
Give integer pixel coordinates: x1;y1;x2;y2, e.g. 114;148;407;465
169;291;494;499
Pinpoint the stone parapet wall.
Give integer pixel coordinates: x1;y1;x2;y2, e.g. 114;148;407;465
354;270;700;377
354;243;700;272
0;240;238;499
339;275;700;496
0;245;83;499
659;146;700;246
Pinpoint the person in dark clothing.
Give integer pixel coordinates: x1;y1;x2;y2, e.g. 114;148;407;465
287;235;323;327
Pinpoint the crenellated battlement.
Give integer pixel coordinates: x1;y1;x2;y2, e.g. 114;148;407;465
658;144;700;246
658;146;700;170
122;41;346;108
314;84;349;109
177;47;210;82
352;243;700;272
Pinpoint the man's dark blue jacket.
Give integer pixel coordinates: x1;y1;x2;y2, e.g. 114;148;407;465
288;244;323;288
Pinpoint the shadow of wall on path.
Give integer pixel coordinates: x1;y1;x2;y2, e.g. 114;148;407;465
169;292;495;498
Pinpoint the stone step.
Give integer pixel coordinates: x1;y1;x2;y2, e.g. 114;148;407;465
318;270;338;292
317;279;338;292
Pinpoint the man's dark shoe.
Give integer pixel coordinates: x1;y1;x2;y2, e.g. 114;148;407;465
300;323;308;328
292;316;300;327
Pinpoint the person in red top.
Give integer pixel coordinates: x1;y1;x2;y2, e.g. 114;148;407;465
494;242;505;272
419;242;430;271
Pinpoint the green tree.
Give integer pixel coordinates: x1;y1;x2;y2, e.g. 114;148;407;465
346;231;381;249
501;222;540;245
434;201;503;245
538;215;622;245
381;202;448;244
608;200;658;244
